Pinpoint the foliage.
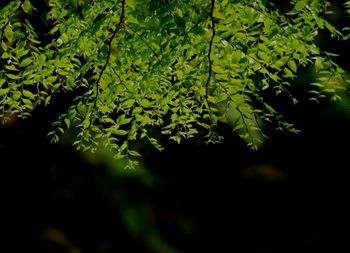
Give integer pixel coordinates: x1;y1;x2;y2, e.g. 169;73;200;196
1;0;349;167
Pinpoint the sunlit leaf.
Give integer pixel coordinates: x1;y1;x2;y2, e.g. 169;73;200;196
0;0;348;166
4;26;14;41
6;73;21;80
115;129;128;136
287;60;297;73
20;58;32;67
22;90;35;99
22;0;33;15
0;88;10;96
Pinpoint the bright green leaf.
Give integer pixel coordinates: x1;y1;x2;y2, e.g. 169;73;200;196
64;118;70;128
0;88;10;96
5;65;19;71
22;0;33;15
287;60;297;73
115;129;128;136
1;52;10;59
4;26;14;41
77;102;87;117
119;118;132;125
294;1;307;12
20;58;32;67
6;73;21;80
22;90;35;99
212;65;226;74
128;150;141;157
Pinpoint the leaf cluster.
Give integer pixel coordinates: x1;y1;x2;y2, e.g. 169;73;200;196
1;0;349;167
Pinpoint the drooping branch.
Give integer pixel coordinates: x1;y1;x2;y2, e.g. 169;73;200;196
204;0;215;118
93;0;126;109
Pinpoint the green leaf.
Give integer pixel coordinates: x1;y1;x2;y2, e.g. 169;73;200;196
0;79;6;87
1;52;10;59
324;21;342;36
128;150;141;157
0;0;347;166
315;17;324;29
284;68;294;78
140;99;152;108
119;118;132;125
127;15;138;24
5;65;19;71
20;58;32;67
13;30;25;41
122;99;135;108
101;117;115;124
64;118;70;128
82;118;90;129
12;91;21;100
268;27;279;39
17;49;29;59
269;73;279;82
6;73;21;80
1;41;8;51
22;90;35;99
258;51;269;62
4;26;14;41
115;129;128;136
213;10;226;19
212;65;226;74
294;1;307;12
287;60;297;73
22;0;33;15
27;37;40;44
77;102;87;116
0;88;10;96
126;0;135;8
22;98;33;109
261;79;269;90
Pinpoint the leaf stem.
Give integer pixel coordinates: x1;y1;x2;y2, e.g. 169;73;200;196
93;0;125;110
205;0;215;127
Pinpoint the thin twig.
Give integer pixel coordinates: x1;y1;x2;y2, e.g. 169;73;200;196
108;62;130;92
204;0;215;118
93;0;125;109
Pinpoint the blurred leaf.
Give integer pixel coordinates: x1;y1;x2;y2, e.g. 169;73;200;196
22;0;33;15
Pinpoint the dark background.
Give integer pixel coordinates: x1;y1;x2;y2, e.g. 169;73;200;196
2;83;350;253
1;1;350;253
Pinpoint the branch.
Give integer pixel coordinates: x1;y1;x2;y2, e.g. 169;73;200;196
236;106;256;148
93;0;125;109
108;62;131;92
204;0;215;116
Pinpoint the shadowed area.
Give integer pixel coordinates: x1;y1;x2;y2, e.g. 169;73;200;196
1;90;350;252
1;1;350;253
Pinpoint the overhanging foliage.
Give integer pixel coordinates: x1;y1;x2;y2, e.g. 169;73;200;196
1;0;349;167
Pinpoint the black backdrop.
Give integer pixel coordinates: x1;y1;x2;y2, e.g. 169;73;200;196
1;1;350;252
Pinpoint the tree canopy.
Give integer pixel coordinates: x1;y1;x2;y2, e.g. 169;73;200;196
1;0;350;167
